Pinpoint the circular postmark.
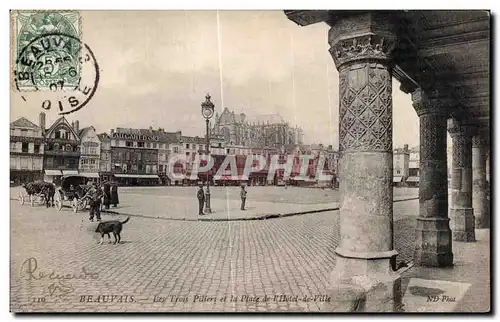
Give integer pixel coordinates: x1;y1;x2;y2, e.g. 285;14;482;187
13;32;99;115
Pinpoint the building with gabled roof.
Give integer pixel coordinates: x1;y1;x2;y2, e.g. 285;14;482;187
9;114;45;184
42;115;81;182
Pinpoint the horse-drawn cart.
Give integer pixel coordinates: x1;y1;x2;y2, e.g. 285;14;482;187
54;175;94;212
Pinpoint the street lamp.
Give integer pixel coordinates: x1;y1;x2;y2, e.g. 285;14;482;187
201;93;215;213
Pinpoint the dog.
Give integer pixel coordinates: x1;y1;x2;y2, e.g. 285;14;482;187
94;217;130;245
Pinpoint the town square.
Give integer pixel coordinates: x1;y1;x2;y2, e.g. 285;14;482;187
9;9;491;313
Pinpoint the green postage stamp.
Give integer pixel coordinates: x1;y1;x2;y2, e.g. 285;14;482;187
13;10;81;91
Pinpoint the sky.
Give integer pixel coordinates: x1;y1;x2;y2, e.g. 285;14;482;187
10;10;423;149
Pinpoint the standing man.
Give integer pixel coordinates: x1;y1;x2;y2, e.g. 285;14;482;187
102;181;111;210
240;185;247;211
88;184;103;222
110;181;119;208
197;184;205;216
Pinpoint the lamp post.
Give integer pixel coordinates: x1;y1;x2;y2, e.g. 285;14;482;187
201;93;215;213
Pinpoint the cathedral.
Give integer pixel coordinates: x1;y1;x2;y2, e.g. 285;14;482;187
212;107;304;148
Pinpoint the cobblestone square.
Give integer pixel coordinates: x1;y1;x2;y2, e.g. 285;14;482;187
11;186;422;312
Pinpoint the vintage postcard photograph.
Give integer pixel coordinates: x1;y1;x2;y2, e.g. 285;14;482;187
9;9;491;313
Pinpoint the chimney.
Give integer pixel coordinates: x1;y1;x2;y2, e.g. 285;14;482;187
110;129;115;135
404;144;409;152
39;112;46;131
73;120;79;132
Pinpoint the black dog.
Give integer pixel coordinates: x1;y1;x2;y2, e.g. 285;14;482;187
95;217;130;245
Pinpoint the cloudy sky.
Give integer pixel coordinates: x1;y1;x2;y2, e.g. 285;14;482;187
10;10;423;148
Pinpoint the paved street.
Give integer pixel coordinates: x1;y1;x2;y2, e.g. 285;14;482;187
9;186;488;312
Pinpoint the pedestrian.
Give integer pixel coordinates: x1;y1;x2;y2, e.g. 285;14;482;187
110;181;119;207
197;185;205;216
87;185;101;222
240;185;247;210
102;181;111;209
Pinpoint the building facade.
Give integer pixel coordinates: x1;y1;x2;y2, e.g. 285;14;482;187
407;146;420;187
98;133;112;182
43;116;81;183
78;126;101;181
393;144;410;186
10;115;45;184
110;128;160;185
212;107;304;148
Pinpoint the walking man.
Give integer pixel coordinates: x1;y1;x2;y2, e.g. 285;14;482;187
197;184;205;216
240;185;247;210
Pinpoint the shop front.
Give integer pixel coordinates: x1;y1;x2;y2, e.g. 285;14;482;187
43;169;63;184
10;170;43;185
114;174;161;186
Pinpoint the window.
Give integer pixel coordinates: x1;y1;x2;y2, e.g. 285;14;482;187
173;147;179;153
126;152;130;160
46;157;53;167
146;142;151;148
21;129;28;137
126;141;133;147
138;164;143;172
137;153;142;161
153;143;157;148
226;148;230;154
138;142;144;148
186;144;190;149
186;152;190;157
132;164;137;172
20;157;29;169
159;164;164;172
66;144;72;152
397;170;400;174
22;143;29;153
10;142;16;151
218;143;222;148
55;131;61;139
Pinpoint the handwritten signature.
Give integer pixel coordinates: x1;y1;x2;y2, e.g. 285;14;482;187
20;257;99;281
20;257;99;301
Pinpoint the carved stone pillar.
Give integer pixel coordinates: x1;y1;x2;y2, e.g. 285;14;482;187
324;13;401;312
472;134;489;228
411;90;453;267
447;118;476;242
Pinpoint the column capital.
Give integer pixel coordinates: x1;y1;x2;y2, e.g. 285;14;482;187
447;118;477;138
328;13;397;70
411;89;450;117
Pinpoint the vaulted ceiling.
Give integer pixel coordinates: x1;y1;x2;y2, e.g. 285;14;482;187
285;10;491;134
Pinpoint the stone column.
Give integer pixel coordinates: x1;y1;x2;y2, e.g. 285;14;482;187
447;118;476;242
472;134;489;228
325;13;401;312
411;90;453;266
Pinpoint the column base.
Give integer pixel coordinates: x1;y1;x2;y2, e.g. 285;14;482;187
451;207;476;242
322;249;402;312
414;217;453;267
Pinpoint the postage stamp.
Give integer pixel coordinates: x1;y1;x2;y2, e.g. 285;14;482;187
11;10;99;115
13;11;81;91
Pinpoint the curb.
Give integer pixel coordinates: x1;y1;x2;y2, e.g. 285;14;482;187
12;196;419;222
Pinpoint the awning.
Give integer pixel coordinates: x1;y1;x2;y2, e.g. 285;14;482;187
406;176;420;183
393;176;403;183
80;173;100;178
44;170;62;176
114;174;160;179
62;170;79;176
